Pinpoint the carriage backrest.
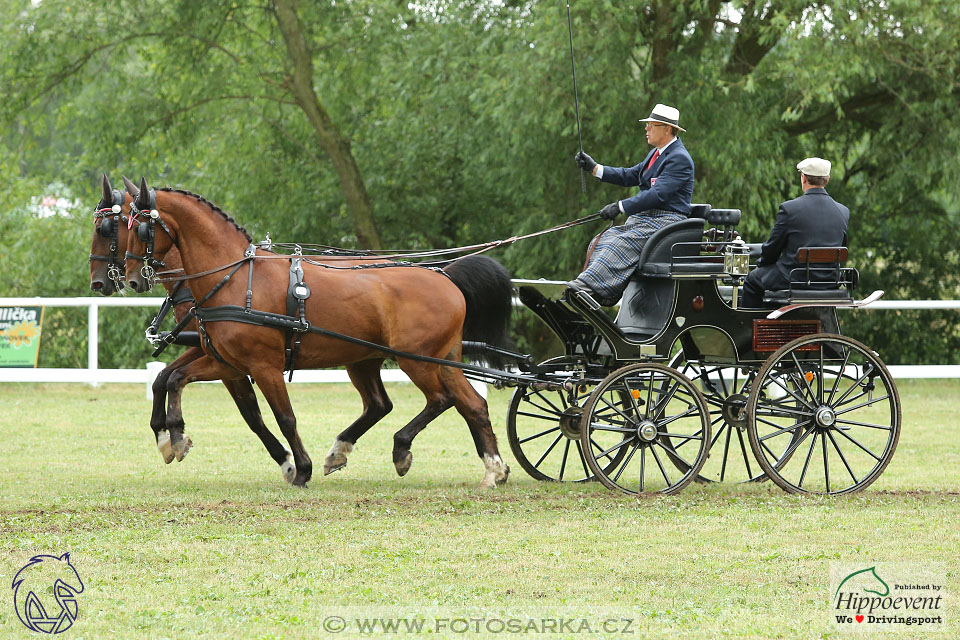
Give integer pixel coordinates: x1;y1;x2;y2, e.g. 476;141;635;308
636;218;707;270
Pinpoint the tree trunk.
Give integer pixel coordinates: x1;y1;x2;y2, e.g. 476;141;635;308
272;0;382;249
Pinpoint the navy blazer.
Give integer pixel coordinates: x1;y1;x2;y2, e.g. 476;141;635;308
598;138;695;216
757;188;850;284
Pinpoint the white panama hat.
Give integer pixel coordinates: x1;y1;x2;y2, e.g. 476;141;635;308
639;103;685;132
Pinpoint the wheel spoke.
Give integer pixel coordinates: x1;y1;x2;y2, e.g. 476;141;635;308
833;363;876;407
658;405;700;427
649;443;672;487
518;425;562;444
534;433;564;467
797;428;818;489
826;347;852;405
827;429;859;485
612;442;640;483
586;422;635;434
831;426;883;461
834;418;893;431
558;439;571;480
758;417;813;442
515;410;563;422
720;422;733;481
593;436;635;461
834;394;892;415
736;427;753;478
791;352;818;404
766;372;817;410
822;431;831;493
654;439;695;471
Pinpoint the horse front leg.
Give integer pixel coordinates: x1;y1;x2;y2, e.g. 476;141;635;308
220;377;296;484
253;371;312;487
150;348;204;463
324;360;393;475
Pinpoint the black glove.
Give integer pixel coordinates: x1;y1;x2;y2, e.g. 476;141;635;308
599;202;621;220
575;151;597;172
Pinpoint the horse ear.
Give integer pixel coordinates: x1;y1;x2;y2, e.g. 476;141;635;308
122;175;140;197
101;174;113;203
136;177;151;209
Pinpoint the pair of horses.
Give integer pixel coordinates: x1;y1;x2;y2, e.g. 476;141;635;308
88;175;514;488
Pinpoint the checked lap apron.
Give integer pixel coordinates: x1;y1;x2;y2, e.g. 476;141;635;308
578;210;685;305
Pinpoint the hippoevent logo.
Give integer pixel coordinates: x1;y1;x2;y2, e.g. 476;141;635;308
11;553;84;634
830;563;945;632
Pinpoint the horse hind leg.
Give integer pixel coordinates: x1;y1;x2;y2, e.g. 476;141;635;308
392;362;455;477
324;360;393;476
443;368;509;488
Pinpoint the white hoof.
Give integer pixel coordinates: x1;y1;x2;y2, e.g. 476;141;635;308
480;453;509;489
323;440;353;475
172;434;193;462
394;450;412;477
280;459;296;484
156;431;175;464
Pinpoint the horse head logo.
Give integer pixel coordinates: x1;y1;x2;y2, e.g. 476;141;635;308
11;553;84;634
834;566;890;599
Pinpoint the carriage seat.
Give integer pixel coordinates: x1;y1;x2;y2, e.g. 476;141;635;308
762;247;857;305
616;217;707;337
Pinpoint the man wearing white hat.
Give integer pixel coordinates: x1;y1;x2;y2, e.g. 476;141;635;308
569;103;695;305
741;157;850;307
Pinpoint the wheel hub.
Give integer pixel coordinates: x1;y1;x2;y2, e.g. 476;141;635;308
721;393;749;430
815;405;836;428
559;406;584;439
636;420;659;442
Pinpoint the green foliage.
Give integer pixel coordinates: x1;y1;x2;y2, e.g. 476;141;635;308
1;0;958;366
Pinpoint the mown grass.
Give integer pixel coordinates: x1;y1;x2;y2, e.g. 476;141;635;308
0;380;957;639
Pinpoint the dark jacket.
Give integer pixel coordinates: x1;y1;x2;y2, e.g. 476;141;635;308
757;187;850;285
598;137;694;216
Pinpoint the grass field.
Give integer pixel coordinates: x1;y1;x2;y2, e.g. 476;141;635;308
0;380;957;639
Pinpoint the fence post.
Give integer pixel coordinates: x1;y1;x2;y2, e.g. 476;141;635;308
87;302;99;388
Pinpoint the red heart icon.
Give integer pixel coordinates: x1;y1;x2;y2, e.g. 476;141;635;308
856;615;864;623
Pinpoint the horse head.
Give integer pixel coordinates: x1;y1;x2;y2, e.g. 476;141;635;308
88;174;133;295
123;176;177;293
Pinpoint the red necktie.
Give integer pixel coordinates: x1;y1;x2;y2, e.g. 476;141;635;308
646;149;660;171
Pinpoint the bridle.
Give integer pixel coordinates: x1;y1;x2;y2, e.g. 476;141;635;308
88;189;128;289
125;188;173;289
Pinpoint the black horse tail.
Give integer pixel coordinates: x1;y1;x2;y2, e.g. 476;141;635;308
443;255;515;367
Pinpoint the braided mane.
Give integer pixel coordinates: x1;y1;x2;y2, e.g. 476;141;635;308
158;187;253;242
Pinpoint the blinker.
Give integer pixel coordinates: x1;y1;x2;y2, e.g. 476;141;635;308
99;216;115;237
137;222;152;242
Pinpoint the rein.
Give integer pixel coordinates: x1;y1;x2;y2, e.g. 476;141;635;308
151;212;603;284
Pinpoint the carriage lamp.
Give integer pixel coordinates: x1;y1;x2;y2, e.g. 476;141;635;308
692;295;705;312
723;238;751;276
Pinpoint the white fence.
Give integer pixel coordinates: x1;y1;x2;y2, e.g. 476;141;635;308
1;293;959;385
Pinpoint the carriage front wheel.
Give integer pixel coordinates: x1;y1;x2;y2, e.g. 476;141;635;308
579;363;711;495
746;334;901;495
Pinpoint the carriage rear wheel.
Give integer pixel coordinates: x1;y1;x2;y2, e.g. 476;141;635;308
747;334;901;495
506;358;626;482
579;363;711;495
669;353;767;483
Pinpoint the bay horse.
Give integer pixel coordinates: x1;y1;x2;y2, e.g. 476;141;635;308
90;175;295;479
122;178;513;488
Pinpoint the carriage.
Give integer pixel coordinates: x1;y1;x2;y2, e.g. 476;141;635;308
94;178;898;496
503;204;899;496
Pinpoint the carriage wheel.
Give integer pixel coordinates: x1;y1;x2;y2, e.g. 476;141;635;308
747;334;901;495
579;363;711;495
668;353;767;483
506;358;625;482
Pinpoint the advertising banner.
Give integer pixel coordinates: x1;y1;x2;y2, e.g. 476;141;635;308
0;306;44;367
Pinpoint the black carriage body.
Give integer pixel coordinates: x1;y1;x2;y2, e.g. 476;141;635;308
511;208;898;495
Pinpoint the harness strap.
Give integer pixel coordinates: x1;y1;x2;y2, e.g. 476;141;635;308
192;304;549;386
